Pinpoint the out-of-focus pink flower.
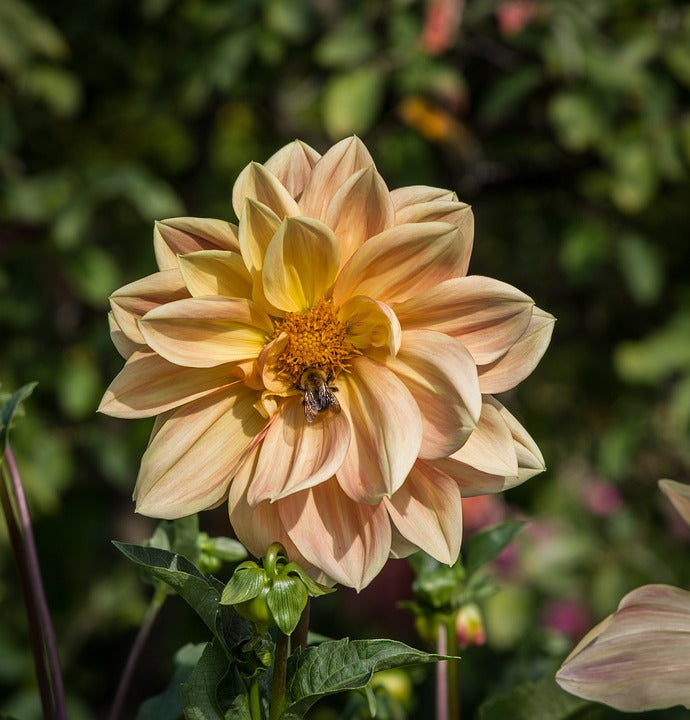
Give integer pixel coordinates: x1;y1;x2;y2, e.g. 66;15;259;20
584;481;623;516
461;494;505;535
422;0;463;55
541;599;590;640
455;603;486;648
100;137;553;590
497;0;537;36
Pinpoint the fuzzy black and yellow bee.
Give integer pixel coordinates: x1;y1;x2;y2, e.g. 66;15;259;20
295;366;341;423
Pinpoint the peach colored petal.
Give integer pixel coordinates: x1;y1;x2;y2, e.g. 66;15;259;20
263;140;321;200
491;397;545;482
154;217;240;271
98;351;237;419
389;529;421;559
390;185;457;211
108;311;142;359
228;445;313;568
278;477;392;590
257;333;291;393
232;161;300;221
339;295;401;355
135;385;266;518
247;396;351;504
262;216;340;313
139;297;273;368
332;222;465;306
336;356;422;503
394;199;474;276
238;198;281;275
299;136;375;220
384;461;462;565
110;268;189;345
478;307;555;393
393;276;534;365
324;165;394;265
177;250;253;299
381;330;481;460
659;479;690;528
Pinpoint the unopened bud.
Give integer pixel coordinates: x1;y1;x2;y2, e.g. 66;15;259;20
455;603;485;649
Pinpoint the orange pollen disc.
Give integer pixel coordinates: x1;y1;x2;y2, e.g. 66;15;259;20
273;299;357;384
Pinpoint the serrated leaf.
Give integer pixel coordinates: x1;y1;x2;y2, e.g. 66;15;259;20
478;675;591;720
0;382;37;452
463;521;525;577
113;541;220;634
268;576;308;635
220;567;265;605
283;639;448;717
137;643;206;720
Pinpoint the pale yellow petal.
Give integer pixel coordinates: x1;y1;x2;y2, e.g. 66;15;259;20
384;461;462;565
390;185;457;211
238;198;282;275
393;276;534;365
178;250;253;299
299;136;375;220
232;161;300;221
556;584;690;712
263;140;321;199
98;351;236;419
478;307;555;393
492;398;545;482
139;297;273;368
247;396;351;504
108;311;142;359
135;385;266;518
339;296;401;355
110;268;189;345
262;216;340;313
154;217;240;271
278;477;392;591
324;165;394;265
332;222;466;306
381;330;481;460
659;479;690;528
336;357;422;503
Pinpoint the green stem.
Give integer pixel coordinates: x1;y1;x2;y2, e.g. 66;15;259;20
269;630;290;720
445;617;460;720
291;597;310;652
109;589;166;720
249;674;262;720
1;444;68;720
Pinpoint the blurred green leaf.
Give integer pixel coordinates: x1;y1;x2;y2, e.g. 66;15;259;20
0;382;37;452
558;219;609;283
548;92;603;152
57;349;101;420
20;65;82;116
617;234;663;305
609;139;657;213
322;66;384;139
314;18;376;68
63;247;121;308
463;522;526;577
480;67;541;125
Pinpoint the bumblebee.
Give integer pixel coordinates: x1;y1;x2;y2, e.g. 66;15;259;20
296;366;341;423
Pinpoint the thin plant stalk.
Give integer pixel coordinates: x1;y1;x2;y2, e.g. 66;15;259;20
249;674;262;720
108;589;166;720
445;617;460;720
291;597;310;651
269;630;290;720
0;444;68;720
435;622;449;720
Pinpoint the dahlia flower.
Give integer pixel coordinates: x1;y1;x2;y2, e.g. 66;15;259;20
100;137;553;590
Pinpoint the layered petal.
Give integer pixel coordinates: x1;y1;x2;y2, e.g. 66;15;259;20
299;136;375;220
262;217;340;313
339;295;401;355
99;351;236;418
154;217;240;271
232;161;301;220
390;185;457;210
110;268;188;345
178;250;253;299
380;330;481;459
393;276;534;365
139;297;273;367
384;460;463;565
279;477;392;591
336;356;422;503
247;396;351;504
659;479;690;527
263;140;321;200
108;311;141;359
478;307;555;393
324;165;394;265
556;584;690;712
135;384;266;518
332;222;465;306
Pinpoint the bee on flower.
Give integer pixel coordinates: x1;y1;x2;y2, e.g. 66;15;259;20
99;137;554;590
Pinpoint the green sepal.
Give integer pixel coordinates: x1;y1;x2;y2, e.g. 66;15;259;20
282;562;334;598
220;565;266;605
0;382;37;453
267;574;308;635
463;521;526;577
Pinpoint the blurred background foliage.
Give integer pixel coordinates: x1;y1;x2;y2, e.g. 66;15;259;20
1;0;690;717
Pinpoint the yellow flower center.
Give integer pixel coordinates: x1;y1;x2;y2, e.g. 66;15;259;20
273;299;357;384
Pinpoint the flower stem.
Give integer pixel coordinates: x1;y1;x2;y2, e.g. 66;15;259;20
108;589;166;720
249;674;262;720
446;617;460;720
435;624;448;720
269;630;289;720
291;597;310;651
0;444;68;720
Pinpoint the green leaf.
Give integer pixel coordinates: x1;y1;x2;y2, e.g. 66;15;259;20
137;643;206;720
0;382;37;453
463;521;525;577
283;562;334;598
202;536;247;563
283;639;448;717
220;565;266;605
322;66;384;140
617;234;663;306
478;675;591;720
267;575;308;635
113;541;221;634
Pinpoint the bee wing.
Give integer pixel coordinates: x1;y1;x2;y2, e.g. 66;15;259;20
303;389;320;423
330;394;341;414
